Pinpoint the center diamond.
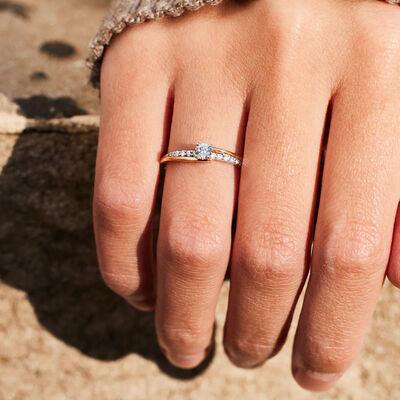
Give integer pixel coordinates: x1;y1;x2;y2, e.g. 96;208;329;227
194;143;213;160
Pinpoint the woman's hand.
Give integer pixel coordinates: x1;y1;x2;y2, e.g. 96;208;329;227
93;0;400;391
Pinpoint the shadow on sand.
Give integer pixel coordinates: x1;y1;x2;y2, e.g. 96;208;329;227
0;130;213;379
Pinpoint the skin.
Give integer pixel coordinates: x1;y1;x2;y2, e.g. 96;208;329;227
93;0;400;392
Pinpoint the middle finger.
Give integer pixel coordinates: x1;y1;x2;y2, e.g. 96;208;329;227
224;66;332;367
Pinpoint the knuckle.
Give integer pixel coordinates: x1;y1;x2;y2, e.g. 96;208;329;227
353;5;400;53
93;177;148;227
269;4;317;51
160;214;228;272
272;4;310;35
363;28;400;58
105;23;171;68
318;220;386;278
235;225;302;285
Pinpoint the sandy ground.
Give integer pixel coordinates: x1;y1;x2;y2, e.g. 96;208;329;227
0;1;399;399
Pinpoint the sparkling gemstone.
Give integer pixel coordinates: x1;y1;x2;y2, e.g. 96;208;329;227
194;143;213;160
216;153;223;160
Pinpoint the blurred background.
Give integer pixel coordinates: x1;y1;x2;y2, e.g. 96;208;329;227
0;1;399;399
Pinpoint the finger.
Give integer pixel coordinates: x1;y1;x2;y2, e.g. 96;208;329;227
223;61;332;367
293;37;400;391
93;29;173;310
387;205;400;287
156;70;246;369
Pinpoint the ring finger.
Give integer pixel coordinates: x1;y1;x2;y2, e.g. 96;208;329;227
156;69;247;368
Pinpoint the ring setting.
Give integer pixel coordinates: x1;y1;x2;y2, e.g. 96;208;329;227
160;143;242;166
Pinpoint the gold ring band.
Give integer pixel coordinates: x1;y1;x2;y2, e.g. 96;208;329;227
160;143;242;166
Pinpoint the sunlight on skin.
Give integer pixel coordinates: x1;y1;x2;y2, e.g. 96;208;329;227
93;0;400;391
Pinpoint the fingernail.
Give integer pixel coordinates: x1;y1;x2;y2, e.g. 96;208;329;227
162;344;212;370
225;345;261;369
126;294;155;311
167;352;207;369
224;339;272;369
293;368;341;391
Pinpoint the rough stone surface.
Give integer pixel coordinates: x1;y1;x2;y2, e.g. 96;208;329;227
0;1;400;399
0;0;104;115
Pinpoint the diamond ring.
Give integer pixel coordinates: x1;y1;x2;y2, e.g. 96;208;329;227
160;143;242;166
